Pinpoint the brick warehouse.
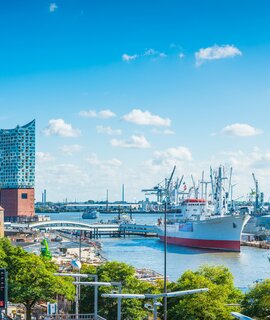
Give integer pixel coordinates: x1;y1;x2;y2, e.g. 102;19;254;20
0;120;35;222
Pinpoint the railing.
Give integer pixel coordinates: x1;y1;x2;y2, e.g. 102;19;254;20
43;314;106;320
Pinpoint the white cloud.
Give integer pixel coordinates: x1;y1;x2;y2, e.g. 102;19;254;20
60;144;83;155
107;158;123;167
222;123;262;137
152;128;175;135
79;109;116;119
154;146;193;163
122;54;139;62
122;109;171;127
178;53;185;59
86;153;122;168
195;44;242;66
36;152;55;163
96;125;122;136
111;135;151;149
43;119;81;137
79;110;97;118
122;48;167;62
49;3;58;12
99;109;116;119
144;146;194;176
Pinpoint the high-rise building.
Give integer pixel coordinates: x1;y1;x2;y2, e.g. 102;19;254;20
0;120;35;221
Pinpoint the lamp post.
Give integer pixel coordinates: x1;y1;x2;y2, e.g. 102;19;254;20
163;165;176;320
231;312;254;320
145;288;209;320
54;273;88;318
101;293;145;320
73;281;122;320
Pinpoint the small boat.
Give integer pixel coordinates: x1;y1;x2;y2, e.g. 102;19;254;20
82;209;99;219
110;213;135;224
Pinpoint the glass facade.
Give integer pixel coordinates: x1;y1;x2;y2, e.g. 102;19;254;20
0;120;35;189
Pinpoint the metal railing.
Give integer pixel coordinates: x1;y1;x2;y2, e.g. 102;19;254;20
43;314;106;320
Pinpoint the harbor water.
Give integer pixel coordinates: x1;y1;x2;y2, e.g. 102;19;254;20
39;212;270;287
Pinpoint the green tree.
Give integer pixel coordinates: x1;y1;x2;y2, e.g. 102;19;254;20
0;238;75;320
80;261;158;320
166;265;243;320
241;279;270;319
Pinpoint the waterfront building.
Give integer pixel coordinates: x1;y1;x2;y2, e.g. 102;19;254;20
0;120;35;221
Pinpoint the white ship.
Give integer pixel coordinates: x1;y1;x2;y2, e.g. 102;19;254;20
157;166;250;252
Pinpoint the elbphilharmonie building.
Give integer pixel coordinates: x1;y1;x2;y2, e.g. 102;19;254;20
0;120;35;221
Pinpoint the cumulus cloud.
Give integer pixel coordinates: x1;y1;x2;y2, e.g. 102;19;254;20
60;144;83;155
154;146;193;163
49;3;58;12
79;109;116;119
195;44;242;66
111;135;151;149
86;153;122;167
145;146;193;173
222;123;262;137
122;109;171;127
43;119;81;137
122;48;166;62
36;152;55;163
96;125;122;136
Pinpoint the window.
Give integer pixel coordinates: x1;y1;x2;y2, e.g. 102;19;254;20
21;193;28;199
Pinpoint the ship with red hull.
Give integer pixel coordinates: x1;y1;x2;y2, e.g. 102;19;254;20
158;212;250;252
157;166;250;252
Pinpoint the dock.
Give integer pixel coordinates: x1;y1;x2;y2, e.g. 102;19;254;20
241;241;270;250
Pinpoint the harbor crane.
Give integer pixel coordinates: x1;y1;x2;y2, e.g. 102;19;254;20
142;166;181;204
252;173;264;215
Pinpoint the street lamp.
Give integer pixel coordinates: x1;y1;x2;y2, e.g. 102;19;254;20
101;293;145;320
163;165;176;320
54;273;89;318
231;312;254;320
74;281;122;320
145;288;209;320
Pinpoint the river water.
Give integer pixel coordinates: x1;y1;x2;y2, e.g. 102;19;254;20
38;212;270;287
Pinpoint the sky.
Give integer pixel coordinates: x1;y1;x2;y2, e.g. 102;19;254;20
0;0;270;202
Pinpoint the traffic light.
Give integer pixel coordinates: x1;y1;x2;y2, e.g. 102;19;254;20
0;269;7;309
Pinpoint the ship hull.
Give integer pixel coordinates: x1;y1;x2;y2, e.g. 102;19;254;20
157;214;250;252
159;236;240;251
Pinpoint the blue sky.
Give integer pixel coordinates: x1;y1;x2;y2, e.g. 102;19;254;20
0;0;270;202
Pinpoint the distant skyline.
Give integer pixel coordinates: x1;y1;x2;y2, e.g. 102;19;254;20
0;0;270;202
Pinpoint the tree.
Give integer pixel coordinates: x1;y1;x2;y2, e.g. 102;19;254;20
0;238;75;320
166;265;243;320
80;261;158;320
241;279;270;319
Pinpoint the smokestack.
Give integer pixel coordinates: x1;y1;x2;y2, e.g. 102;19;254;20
122;184;125;203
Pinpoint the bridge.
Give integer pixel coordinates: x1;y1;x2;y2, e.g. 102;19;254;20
29;220;118;231
26;221;158;239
